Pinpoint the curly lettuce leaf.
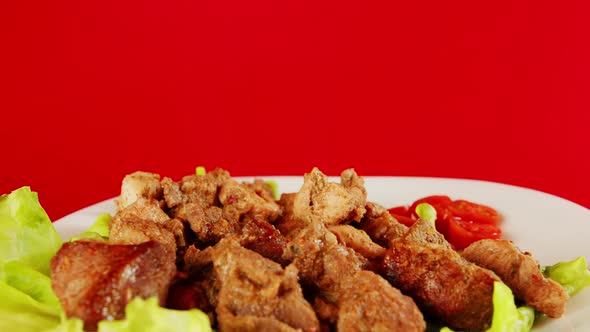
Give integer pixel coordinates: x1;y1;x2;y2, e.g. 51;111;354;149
0;261;61;309
543;256;590;296
487;282;534;332
265;180;280;200
98;297;212;332
45;318;84;332
0;189;215;332
0;187;62;275
0;280;62;332
69;213;111;242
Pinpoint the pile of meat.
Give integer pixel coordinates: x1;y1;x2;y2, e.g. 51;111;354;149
50;168;569;331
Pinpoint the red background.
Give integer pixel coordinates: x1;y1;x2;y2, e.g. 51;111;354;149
1;1;589;221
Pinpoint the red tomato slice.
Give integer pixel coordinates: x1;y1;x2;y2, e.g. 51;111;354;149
409;195;453;235
409;195;452;217
388;206;412;217
448;200;500;225
389;213;417;227
447;218;502;250
390;195;503;249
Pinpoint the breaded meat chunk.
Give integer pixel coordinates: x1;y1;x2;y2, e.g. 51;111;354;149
51;241;176;331
462;239;569;318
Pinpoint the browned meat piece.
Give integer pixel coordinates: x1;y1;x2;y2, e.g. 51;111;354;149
180;168;231;207
338;169;367;222
462;239;569;318
166;272;216;323
178;203;286;262
182;246;219;316
293;168;367;226
177;203;238;245
182;214;288;267
161;217;186;248
239;218;287;263
112;197;188;256
285;217;362;290
312;296;339;324
359;202;408;247
110;215;177;255
210;239;319;332
337;270;426;332
166;277;214;312
284;168;425;331
328;224;386;260
382;239;499;331
219;179;282;223
219;316;301;332
116;171;162;210
51;240;176;331
243;179;277;203
403;218;451;248
286;221;424;331
183;245;214;276
275;192;301;238
115;197;170;223
161;176;184;209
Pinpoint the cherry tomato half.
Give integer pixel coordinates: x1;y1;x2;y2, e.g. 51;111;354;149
447;218;502;250
408;195;453;236
408;195;452;218
388;195;502;250
448;200;499;225
388;206;412;218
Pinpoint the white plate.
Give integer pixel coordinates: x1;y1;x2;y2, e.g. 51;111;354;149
54;176;590;331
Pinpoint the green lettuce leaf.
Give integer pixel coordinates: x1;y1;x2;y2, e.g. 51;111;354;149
543;256;590;296
69;213;111;242
0;280;61;332
0;187;62;275
440;281;534;332
44;317;84;332
0;188;215;332
0;261;61;309
265;180;280;200
98;297;212;332
0;187;65;332
487;282;534;332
